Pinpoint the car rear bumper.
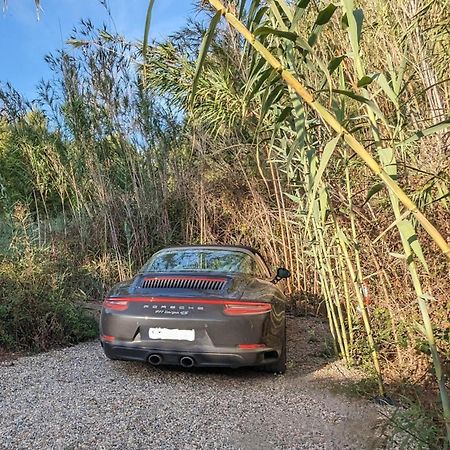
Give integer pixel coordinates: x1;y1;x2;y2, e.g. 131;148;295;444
101;340;280;368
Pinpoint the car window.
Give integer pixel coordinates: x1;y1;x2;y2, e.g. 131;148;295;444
142;249;266;277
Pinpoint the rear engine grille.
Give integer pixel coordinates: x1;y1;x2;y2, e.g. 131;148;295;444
141;277;227;291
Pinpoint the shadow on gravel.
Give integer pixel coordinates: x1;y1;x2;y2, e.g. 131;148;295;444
108;315;335;381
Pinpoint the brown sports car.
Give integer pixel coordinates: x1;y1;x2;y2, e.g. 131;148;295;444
100;245;290;373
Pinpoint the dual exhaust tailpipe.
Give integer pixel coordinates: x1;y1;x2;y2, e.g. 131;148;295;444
148;354;163;366
179;356;195;368
148;354;195;368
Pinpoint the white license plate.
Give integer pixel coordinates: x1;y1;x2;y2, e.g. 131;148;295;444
148;327;195;341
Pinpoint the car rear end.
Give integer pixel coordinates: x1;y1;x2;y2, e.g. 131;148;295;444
100;275;284;369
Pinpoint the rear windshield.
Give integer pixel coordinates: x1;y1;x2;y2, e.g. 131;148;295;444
141;249;265;276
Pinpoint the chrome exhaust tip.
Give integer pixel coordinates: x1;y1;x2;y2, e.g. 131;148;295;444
180;356;195;368
148;354;163;366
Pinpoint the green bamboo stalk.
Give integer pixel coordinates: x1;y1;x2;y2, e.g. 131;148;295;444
337;244;354;350
315;243;343;357
368;243;403;365
339;0;450;435
207;0;450;262
335;220;385;397
300;131;346;360
384;170;450;440
306;221;339;356
315;218;351;363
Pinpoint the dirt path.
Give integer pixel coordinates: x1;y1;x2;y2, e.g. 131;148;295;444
0;316;387;449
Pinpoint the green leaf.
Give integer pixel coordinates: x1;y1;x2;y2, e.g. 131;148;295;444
270;1;289;29
399;119;450;146
319;186;329;222
273;0;294;22
365;182;384;202
291;0;310;29
337;228;350;245
189;10;222;106
414;322;427;337
332;89;387;123
378;146;397;178
247;0;263;28
375;73;398;106
295;35;313;52
276;106;293;123
286;91;306;171
341;2;364;51
436;181;450;210
341;9;364;44
251;5;269;29
308;4;337;47
285;193;301;203
238;0;247;20
99;30;114;42
143;0;156;73
246;68;278;104
397;219;429;272
327;55;346;74
253;26;298;41
315;4;337;26
248;54;267;80
261;85;286;121
357;75;375;87
305;135;341;228
392;54;407;95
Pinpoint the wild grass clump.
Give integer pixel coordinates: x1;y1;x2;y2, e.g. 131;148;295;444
386;402;445;450
0;207;110;352
0;249;98;352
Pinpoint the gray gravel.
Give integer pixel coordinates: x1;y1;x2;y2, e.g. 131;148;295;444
0;317;385;449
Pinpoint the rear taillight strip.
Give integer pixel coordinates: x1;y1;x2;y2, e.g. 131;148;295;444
103;299;129;311
223;303;272;315
104;297;272;315
238;344;267;349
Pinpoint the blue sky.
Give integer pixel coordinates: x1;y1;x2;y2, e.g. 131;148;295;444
0;0;196;99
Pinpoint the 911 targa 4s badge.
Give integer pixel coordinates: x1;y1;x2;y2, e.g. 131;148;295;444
100;245;290;373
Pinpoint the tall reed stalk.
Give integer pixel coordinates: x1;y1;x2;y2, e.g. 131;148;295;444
206;0;450;261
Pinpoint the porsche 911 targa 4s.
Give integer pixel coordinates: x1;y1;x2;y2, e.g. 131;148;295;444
100;245;290;373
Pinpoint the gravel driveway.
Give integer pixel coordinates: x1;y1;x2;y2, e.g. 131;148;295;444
0;317;385;449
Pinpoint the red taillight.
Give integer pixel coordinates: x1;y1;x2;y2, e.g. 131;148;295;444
223;302;272;315
238;344;267;349
101;334;115;342
103;299;129;311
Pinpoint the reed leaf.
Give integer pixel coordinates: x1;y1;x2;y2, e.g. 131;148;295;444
142;0;155;85
189;10;222;107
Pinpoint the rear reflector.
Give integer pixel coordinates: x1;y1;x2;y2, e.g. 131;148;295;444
101;334;115;342
103;299;129;311
238;344;267;349
223;302;272;315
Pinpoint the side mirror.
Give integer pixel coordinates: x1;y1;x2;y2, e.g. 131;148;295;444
272;267;291;283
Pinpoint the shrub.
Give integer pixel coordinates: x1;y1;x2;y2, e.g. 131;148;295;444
0;247;99;352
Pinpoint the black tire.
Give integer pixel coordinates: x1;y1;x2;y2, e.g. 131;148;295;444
263;322;287;374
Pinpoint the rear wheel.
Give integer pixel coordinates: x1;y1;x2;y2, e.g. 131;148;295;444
263;321;286;374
